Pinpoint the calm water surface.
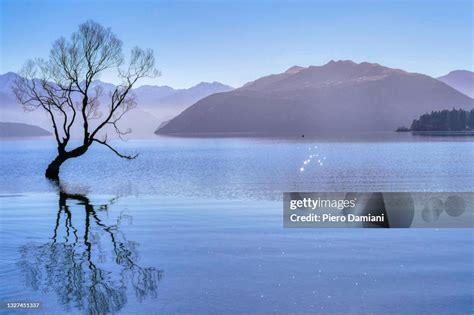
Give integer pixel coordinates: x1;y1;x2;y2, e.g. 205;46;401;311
0;135;473;314
1;135;473;196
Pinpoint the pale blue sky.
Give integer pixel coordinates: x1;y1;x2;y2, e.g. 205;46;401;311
1;0;472;88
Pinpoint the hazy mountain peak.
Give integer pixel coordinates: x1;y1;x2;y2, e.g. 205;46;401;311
285;66;305;74
193;81;233;89
437;70;474;98
241;60;396;92
0;71;18;79
133;84;175;97
90;79;116;90
0;72;20;93
320;60;404;74
242;60;408;93
322;60;403;72
446;70;473;76
137;84;174;90
326;59;356;66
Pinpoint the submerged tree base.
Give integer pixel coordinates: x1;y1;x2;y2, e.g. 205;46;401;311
45;162;61;180
45;156;66;180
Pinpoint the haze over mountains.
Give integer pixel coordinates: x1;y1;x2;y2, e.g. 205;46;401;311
0;72;233;138
1;62;473;138
437;70;474;98
157;60;474;135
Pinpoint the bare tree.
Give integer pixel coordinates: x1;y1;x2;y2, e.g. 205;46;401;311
14;20;158;180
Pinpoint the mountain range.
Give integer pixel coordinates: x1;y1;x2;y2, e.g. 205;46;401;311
1;63;473;138
0;72;233;138
157;61;474;135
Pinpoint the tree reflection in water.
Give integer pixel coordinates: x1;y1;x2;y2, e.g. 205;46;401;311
17;191;162;314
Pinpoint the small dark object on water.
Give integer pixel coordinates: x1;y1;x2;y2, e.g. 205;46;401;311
301;134;304;138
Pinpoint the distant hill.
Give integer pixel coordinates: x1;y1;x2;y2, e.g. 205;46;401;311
138;81;233;120
0;72;20;109
437;70;474;98
0;122;51;137
157;60;474;135
0;72;233;138
88;78;233;119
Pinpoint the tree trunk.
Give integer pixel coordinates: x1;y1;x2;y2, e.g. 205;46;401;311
45;155;67;180
45;145;89;180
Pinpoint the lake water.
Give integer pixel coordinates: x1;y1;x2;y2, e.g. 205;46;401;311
0;135;473;314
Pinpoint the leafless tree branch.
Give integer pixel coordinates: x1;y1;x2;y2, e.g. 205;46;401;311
93;136;138;160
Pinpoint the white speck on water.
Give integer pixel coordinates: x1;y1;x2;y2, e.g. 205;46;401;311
300;167;304;172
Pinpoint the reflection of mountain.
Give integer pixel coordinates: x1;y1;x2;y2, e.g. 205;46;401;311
157;61;474;135
437;70;474;98
0;72;232;138
0;122;51;137
17;192;162;314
